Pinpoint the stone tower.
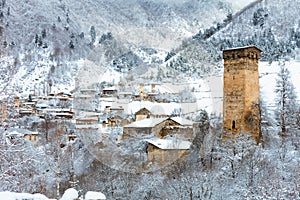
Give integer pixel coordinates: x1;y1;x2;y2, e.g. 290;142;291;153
223;46;262;143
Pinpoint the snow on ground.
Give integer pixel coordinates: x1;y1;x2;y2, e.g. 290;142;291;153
0;191;49;200
85;191;106;200
225;0;257;13
77;59;121;88
189;76;223;114
60;188;78;200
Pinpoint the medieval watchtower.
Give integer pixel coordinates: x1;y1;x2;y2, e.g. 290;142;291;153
223;46;262;143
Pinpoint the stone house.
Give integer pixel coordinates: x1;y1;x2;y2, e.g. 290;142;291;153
135;107;151;121
146;137;191;165
123;117;195;139
123;118;167;138
6;129;39;144
102;86;117;96
158;117;194;139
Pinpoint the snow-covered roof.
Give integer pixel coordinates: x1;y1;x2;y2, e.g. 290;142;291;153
118;91;133;95
150;105;169;115
75;94;92;98
124;118;167;128
223;45;262;52
110;107;124;110
5;128;38;137
36;103;49;108
76;124;100;129
6;130;24;137
80;88;97;92
85;191;106;200
41;108;72;113
103;86;117;91
170;117;194;126
146;137;191;150
100;97;116;102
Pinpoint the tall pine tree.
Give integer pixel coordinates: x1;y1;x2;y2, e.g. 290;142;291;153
274;61;299;136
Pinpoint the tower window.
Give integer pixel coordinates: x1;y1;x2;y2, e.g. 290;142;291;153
232;120;236;129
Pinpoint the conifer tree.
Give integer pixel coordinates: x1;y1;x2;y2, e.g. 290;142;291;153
274;61;299;136
90;26;96;44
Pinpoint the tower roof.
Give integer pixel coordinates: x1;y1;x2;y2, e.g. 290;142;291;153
223;45;262;52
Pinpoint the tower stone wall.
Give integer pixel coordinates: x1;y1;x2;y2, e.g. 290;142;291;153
223;46;262;142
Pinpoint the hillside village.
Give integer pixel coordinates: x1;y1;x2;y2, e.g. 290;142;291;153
1;78;202;170
1;0;300;199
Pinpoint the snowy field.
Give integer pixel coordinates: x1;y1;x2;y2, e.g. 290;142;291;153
0;189;106;200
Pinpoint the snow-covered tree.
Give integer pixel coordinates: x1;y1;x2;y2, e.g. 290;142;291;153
274;61;299;136
89;26;96;45
0;129;56;196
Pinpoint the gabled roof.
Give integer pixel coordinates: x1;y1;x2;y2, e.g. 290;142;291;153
123;118;167;128
135;107;151;115
146;137;191;150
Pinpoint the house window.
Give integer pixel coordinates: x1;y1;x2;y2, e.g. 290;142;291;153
232;120;236;129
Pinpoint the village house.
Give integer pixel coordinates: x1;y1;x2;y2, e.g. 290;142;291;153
135;107;151;121
102;86;117;96
19;108;35;116
145;137;191;165
106;115;124;127
123;117;195;139
109;106;124;115
36;108;74;119
24;131;39;143
76;117;99;125
118;91;132;99
80;89;97;94
159;117;194;140
117;91;133;103
123;118;167;138
5;129;40;144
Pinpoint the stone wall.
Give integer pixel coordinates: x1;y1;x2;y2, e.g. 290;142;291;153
147;144;188;166
159;126;194;140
